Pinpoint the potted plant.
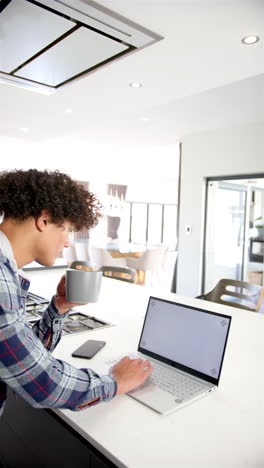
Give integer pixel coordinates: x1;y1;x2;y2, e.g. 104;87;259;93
255;216;264;239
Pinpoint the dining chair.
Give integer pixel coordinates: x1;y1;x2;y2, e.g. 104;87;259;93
89;247;105;269
63;241;92;266
126;245;167;285
197;278;264;312
99;266;136;283
89;247;127;269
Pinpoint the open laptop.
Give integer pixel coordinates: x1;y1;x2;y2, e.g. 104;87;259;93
105;296;232;415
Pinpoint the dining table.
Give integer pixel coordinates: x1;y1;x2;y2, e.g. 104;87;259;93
92;241;147;259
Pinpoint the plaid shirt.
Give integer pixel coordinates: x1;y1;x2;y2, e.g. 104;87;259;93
0;232;116;418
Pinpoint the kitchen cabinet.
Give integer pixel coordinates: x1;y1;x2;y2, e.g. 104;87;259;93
0;390;116;468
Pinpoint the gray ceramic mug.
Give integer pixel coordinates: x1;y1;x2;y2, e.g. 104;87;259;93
66;269;102;303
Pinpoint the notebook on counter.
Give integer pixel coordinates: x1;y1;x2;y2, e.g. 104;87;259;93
105;296;231;415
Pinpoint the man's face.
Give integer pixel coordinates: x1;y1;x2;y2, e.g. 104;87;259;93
35;220;73;266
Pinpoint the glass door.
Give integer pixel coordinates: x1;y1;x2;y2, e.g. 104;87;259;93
203;180;247;293
203;175;264;294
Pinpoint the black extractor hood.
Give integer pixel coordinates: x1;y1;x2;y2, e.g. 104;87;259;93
0;0;163;94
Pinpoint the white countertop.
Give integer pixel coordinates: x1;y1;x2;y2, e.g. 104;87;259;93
26;269;264;468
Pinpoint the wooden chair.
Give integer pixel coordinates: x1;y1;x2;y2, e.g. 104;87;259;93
99;266;136;283
197;278;264;312
70;261;94;271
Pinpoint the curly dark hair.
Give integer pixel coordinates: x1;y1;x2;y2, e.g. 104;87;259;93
0;169;102;231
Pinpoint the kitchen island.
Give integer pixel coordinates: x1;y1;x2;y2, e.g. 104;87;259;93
0;268;263;467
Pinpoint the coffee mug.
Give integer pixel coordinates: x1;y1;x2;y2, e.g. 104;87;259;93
66;269;102;303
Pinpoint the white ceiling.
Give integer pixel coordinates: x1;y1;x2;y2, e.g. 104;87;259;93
0;0;263;145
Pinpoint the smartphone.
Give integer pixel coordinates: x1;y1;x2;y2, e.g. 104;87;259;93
72;339;106;359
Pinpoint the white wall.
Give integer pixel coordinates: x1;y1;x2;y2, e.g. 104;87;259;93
177;121;264;297
0;137;179;204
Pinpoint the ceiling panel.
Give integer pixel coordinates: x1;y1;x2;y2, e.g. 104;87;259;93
15;26;129;87
0;0;74;73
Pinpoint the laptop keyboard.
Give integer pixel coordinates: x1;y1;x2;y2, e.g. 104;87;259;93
148;360;206;400
106;354;207;401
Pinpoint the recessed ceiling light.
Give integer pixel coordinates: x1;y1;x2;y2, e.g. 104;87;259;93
19;127;29;133
64;108;73;114
241;35;260;45
140;117;150;122
129;81;142;88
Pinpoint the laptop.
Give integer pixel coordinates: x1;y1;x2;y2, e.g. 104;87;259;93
105;296;232;415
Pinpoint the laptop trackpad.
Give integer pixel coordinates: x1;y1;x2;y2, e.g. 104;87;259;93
127;381;182;414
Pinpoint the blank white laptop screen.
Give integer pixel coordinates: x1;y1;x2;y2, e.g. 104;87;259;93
138;297;231;383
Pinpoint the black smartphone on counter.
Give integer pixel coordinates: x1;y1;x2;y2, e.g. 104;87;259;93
72;339;106;359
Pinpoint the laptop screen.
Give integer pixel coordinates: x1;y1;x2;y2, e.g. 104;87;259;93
138;297;232;385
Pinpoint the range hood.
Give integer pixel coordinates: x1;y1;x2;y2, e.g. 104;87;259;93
0;0;163;94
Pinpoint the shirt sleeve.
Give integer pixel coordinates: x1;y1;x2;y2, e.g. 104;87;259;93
0;260;117;411
32;297;68;352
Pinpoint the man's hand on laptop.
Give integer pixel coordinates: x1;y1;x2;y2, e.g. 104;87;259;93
110;356;153;394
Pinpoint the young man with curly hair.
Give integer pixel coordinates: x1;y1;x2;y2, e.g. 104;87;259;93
0;169;152;422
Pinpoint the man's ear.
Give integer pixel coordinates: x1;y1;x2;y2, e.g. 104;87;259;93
35;211;49;232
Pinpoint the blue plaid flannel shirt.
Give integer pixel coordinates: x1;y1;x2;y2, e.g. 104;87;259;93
0;232;117;418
